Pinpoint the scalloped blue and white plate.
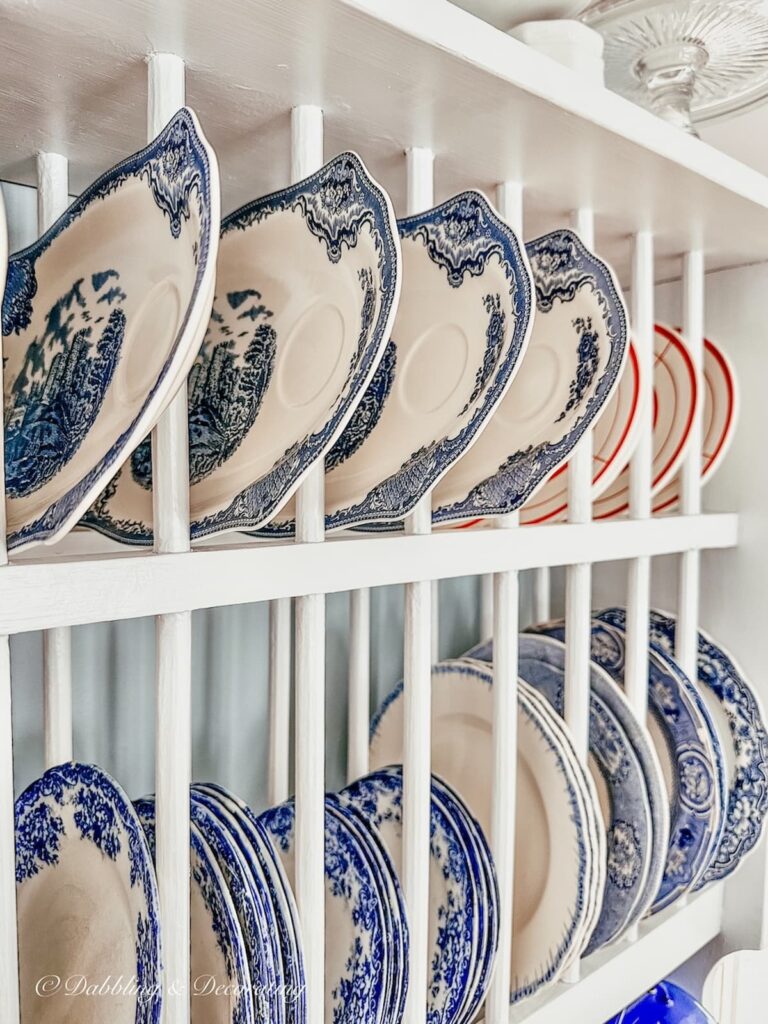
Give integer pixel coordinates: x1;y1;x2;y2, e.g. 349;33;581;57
3;108;218;552
135;797;255;1024
467;634;663;950
195;783;306;1024
15;762;162;1023
534;617;722;911
82;151;400;544
258;190;532;535
431;229;628;524
370;660;594;1001
641;608;768;887
260;796;394;1024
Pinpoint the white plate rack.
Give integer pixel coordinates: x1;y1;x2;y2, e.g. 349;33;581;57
1;0;768;1022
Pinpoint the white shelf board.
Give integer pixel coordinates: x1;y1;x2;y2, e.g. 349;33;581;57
1;1;768;280
510;883;724;1024
1;514;737;633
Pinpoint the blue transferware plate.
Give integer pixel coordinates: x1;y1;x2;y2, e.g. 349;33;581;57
260;796;392;1024
84;152;400;544
532;618;721;912
190;793;278;1024
135;798;255;1024
195;783;306;1024
191;789;286;1024
261;189;533;535
15;762;162;1023
338;766;489;1024
605;980;716;1024
327;796;407;1024
640;608;768;887
370;660;592;1002
3;108;218;552
468;633;660;951
430;228;628;524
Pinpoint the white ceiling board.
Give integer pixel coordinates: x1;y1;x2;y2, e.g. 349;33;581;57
1;0;768;283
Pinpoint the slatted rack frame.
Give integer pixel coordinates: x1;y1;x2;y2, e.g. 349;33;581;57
1;0;768;1022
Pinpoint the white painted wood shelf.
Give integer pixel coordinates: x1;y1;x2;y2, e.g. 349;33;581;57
1;1;766;1023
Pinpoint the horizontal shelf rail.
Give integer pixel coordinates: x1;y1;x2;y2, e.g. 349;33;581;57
1;513;737;634
510;883;724;1024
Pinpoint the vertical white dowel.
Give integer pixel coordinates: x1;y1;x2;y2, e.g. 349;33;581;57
291;103;326;1024
431;579;440;662
624;230;654;942
563;206;595;984
485;179;523;1024
347;588;370;783
149;52;191;1024
0;179;19;1023
533;565;551;623
37;151;74;769
268;597;292;804
677;250;704;681
403;145;434;1024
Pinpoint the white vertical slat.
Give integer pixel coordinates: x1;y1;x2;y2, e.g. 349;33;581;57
37;151;74;769
563;206;595;985
677;251;705;680
0;184;19;1019
623;230;654;942
148;52;191;1024
268;597;292;804
485;178;523;1024
291;103;326;1024
347;587;370;783
403;144;434;1024
533;565;551;623
431;579;440;662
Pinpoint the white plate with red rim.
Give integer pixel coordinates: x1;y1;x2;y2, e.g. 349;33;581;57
592;323;700;521
520;338;643;524
653;334;739;513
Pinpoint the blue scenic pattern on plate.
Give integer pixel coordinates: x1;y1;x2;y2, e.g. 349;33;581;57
432;229;628;523
264;189;532;535
195;783;307;1024
467;634;654;950
135;798;255;1024
15;762;162;1023
338;767;481;1024
532;619;720;911
5;108;215;551
260;797;390;1024
633;608;768;886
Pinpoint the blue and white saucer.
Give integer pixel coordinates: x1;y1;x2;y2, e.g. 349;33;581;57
260;796;394;1024
534;617;721;911
82;151;399;545
135;797;255;1024
431;228;628;523
468;633;660;951
15;762;162;1023
298;190;533;533
370;660;594;1001
3;108;218;552
642;608;768;886
195;783;306;1024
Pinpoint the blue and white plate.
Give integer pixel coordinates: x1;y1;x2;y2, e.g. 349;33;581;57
82;151;400;544
370;660;594;1002
468;633;661;950
135;797;255;1024
3;108;218;552
15;762;162;1023
190;792;279;1024
260;796;394;1024
534;618;721;911
431;229;628;523
269;190;532;534
195;783;306;1024
338;766;496;1024
641;608;768;886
